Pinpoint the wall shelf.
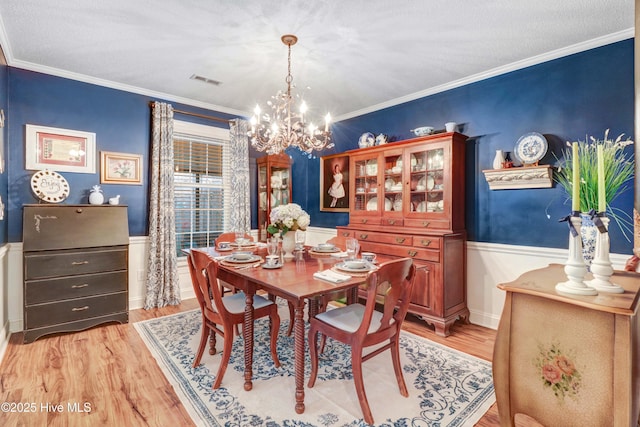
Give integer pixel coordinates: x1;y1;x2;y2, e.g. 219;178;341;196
482;165;553;190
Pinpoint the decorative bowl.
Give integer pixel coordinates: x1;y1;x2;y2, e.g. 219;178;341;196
411;126;434;136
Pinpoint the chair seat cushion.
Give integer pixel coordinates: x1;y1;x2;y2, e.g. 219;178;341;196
222;292;274;314
315;303;392;333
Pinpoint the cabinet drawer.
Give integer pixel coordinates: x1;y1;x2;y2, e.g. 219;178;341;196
353;230;413;246
24;247;127;280
381;217;404;227
404;218;451;230
360;241;440;262
25;292;127;329
25;271;127;305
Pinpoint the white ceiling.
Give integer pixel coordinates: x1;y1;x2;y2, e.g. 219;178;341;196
0;0;634;121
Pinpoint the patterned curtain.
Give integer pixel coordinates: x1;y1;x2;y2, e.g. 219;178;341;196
144;102;180;309
228;119;250;233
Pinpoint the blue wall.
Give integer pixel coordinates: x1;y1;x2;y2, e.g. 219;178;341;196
295;39;635;255
5;39;636;255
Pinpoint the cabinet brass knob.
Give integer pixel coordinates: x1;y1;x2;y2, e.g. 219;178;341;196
71;284;89;289
341;232;350;237
71;261;89;266
71;306;89;312
395;237;406;244
408;250;418;257
421;239;431;246
360;234;368;239
388;219;396;225
76;208;83;213
361;219;368;224
422;221;430;227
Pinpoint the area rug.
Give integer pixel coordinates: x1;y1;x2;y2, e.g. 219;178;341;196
134;307;495;427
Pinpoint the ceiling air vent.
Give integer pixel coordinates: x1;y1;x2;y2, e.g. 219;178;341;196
189;74;222;86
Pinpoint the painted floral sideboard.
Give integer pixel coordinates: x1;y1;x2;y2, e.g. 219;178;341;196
493;264;639;427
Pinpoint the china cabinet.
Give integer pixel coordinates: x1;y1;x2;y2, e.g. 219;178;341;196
22;204;129;343
337;132;468;336
257;154;292;241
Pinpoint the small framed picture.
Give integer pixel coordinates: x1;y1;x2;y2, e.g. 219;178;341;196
320;153;349;212
100;151;142;185
25;124;96;173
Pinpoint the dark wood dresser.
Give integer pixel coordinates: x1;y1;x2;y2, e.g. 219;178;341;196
23;204;129;343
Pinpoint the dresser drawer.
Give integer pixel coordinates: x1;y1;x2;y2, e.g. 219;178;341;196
359;241;440;262
24;247;127;280
25;292;127;329
352;230;413;246
25;271;127;305
404;218;451;230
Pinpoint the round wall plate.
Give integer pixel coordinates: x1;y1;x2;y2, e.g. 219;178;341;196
514;132;548;165
30;170;70;203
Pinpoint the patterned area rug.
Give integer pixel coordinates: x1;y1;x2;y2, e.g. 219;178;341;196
134;307;495;426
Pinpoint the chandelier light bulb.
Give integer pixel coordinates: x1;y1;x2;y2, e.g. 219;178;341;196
247;34;333;156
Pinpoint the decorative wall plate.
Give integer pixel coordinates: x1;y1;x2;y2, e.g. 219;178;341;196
30;170;70;203
514;132;548;165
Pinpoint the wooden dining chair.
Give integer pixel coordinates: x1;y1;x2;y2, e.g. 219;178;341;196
188;249;281;389
307;257;416;425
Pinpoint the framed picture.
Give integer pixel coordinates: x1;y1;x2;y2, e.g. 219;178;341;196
100;151;142;185
320;153;349;212
25;124;96;173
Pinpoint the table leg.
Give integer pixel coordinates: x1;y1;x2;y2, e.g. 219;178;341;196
243;287;255;391
294;303;306;414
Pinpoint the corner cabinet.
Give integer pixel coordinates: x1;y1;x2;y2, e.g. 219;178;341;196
337;132;468;336
257;154;292;242
23;204;129;343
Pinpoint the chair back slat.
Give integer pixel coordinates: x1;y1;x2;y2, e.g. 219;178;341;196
214;232;254;246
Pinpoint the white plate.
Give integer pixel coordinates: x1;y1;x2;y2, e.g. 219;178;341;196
365;160;378;176
312;246;339;253
225;254;261;264
30;170;70;203
385;178;395;190
217;246;233;252
393;197;402;211
426;176;435;190
514;132;548;164
417;201;427;212
366;197;377;211
335;262;373;273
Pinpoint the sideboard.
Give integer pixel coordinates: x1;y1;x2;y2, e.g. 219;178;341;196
493;264;639;426
23;204;130;343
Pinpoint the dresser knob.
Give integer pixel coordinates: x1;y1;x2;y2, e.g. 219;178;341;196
422;221;430;227
71;306;89;312
421;239;432;246
76;208;83;213
361;219;368;224
408;250;418;257
71;261;89;266
395;237;406;244
388;219;396;225
71;284;89;289
359;234;368;240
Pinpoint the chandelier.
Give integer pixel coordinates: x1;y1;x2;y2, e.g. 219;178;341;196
248;34;333;155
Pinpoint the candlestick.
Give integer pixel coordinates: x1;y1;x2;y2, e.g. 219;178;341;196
556;215;597;295
571;142;580;212
585;216;624;293
597;145;606;213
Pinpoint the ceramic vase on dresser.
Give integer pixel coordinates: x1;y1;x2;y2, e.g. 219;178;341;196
493;150;505;169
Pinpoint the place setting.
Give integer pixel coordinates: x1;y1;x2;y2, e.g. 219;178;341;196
309;242;342;256
219;252;263;269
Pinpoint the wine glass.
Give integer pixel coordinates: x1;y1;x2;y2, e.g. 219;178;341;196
295;230;306;251
345;237;359;261
267;237;279;256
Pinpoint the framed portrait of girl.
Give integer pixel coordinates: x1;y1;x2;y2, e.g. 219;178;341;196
320;153;349;212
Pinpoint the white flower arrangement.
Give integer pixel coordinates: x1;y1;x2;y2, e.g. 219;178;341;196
267;203;310;236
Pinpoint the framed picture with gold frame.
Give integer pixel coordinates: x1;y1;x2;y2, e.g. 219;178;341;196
100;151;142;185
320;153;349;212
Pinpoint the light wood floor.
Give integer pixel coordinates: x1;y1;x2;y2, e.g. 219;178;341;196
0;300;541;427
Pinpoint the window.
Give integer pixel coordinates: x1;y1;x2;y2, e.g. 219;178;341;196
173;121;230;257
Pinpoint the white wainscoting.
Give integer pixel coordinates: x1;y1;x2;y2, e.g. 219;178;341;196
1;229;634;359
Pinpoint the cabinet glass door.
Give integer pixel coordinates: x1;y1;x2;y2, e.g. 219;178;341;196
352;155;380;216
406;144;446;216
381;149;404;218
257;154;291;241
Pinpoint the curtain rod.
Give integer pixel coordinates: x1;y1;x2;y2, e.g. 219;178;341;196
148;101;232;124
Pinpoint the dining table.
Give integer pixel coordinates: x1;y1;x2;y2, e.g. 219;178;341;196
198;245;391;415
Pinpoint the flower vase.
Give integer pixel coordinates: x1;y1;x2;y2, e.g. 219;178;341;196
492;150;505;169
281;232;295;259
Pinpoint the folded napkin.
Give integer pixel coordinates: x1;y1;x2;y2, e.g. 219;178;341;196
330;251;349;258
313;269;352;283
